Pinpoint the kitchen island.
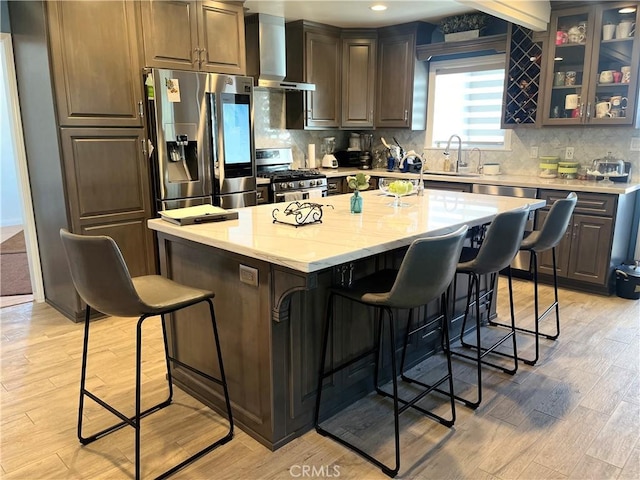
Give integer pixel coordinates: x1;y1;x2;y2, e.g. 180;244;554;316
148;190;545;449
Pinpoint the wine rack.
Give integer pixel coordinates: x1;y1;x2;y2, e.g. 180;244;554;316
503;25;544;126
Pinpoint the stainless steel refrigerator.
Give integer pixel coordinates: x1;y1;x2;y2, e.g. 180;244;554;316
146;69;257;211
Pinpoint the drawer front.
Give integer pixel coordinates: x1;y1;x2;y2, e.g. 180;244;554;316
327;178;344;195
539;190;615;217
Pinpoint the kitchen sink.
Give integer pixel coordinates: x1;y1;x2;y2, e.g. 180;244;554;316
424;171;481;177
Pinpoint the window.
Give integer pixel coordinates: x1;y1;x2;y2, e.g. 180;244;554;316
425;55;511;150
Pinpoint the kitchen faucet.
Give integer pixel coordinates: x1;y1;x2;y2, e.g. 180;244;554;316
400;150;425;196
443;134;463;173
471;147;483;174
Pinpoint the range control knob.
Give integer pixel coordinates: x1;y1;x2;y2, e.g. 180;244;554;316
309;180;315;187
299;181;305;188
287;182;294;189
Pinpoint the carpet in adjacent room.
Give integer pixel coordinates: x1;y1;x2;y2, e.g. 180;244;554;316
0;231;32;296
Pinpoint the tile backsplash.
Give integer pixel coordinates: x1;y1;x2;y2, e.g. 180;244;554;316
254;90;640;180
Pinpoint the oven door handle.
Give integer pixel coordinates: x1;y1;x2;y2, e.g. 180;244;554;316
274;188;327;202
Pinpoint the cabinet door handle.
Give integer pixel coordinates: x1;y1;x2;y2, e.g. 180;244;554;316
586;102;591;119
404;109;408;121
579;103;584;119
138;100;144;118
141;138;147;156
193;47;199;66
573;223;578;238
199;48;206;68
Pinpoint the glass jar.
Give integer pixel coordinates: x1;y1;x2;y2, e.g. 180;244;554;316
538;161;558;178
558;161;579;179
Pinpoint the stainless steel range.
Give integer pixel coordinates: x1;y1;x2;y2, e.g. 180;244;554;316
256;148;327;204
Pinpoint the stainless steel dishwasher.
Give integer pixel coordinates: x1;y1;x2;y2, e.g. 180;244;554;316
472;184;538;277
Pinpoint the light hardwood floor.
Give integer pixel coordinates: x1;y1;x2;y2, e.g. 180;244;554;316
1;279;638;479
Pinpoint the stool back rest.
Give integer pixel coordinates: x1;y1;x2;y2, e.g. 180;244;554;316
386;225;468;308
468;207;530;274
60;229;145;317
532;192;577;252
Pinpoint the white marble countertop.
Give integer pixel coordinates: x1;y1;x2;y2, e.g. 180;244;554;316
149;190;544;273
321;167;640;195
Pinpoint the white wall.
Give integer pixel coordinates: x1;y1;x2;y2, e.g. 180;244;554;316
0;36;23;227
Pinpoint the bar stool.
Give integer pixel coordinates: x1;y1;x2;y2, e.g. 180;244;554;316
314;226;468;478
490;192;577;365
60;229;233;480
450;207;530;409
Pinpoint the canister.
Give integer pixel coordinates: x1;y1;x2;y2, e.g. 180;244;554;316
538;162;558;178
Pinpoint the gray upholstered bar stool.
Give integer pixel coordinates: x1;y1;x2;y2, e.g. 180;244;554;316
490;192;577;365
314;226;468;478
60;229;233;480
450;207;530;409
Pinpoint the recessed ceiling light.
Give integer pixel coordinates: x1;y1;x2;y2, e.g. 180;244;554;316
618;7;636;13
370;4;388;12
554;57;563;61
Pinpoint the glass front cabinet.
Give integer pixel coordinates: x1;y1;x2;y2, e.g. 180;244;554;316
542;2;640;126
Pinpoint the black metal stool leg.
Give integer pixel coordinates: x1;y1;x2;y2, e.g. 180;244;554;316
160;314;174;401
207;298;234;436
489;248;562;365
135;314;147;480
156;300;235;480
550;248;561;340
473;274;482;408
385;308;401;478
77;305;92;444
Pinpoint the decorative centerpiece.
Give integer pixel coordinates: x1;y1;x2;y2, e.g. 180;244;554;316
272;202;333;227
378;178;419;207
439;13;489;42
346;172;370;214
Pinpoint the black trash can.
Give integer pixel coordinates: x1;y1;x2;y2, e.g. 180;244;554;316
615;263;640;300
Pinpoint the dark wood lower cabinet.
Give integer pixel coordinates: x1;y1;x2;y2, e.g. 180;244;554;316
539;212;613;285
155;232;486;450
536;189;635;294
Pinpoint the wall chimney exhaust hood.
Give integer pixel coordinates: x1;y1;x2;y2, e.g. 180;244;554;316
245;13;316;91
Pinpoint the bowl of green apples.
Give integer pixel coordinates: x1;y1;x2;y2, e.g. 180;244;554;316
378;178;419;207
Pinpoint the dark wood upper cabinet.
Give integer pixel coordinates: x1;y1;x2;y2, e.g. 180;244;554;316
376;32;415;128
286;21;341;129
198;1;246;73
375;23;432;129
341;31;377;128
141;0;246;74
542;2;640;126
47;1;143;127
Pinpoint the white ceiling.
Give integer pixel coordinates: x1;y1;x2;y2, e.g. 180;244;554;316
243;0;551;31
242;1;475;28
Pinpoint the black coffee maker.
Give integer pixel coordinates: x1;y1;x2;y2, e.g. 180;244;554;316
359;134;373;169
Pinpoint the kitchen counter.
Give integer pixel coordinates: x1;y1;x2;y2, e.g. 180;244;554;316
149;190;544;273
320;167;640;195
148;190;543;450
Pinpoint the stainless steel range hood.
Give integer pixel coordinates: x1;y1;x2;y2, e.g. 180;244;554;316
245;13;316;91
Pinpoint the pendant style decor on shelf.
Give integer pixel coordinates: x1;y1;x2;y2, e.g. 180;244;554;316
439;13;489;42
